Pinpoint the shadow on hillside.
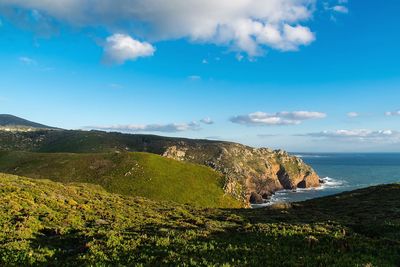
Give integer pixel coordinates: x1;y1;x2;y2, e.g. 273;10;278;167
29;228;89;264
20;184;400;266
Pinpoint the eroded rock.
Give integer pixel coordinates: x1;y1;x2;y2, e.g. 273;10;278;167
163;142;320;205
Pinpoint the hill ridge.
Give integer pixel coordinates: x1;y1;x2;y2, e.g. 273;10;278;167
0;115;320;205
0;114;57;130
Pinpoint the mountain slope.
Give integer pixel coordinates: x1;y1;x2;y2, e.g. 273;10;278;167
0;129;320;204
0;173;399;266
0;151;242;208
0;114;56;130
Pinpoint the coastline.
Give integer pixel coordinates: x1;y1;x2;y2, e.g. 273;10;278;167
251;176;347;208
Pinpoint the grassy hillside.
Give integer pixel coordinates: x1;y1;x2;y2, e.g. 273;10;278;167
0;129;213;153
0;173;399;266
0;151;242;208
0;129;322;205
0;114;55;129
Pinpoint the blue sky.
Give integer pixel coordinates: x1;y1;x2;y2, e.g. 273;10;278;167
1;0;400;152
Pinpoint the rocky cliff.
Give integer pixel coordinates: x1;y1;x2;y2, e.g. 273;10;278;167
162;142;320;205
0;128;320;205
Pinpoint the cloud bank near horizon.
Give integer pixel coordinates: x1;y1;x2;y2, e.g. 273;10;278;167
86;121;201;133
385;110;400;116
303;129;400;143
230;111;327;126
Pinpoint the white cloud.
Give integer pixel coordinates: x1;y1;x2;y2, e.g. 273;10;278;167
204;136;221;140
332;5;349;14
347;112;359;118
87;121;200;133
385;110;400;116
19;56;37;65
200;117;214;125
103;34;155;64
0;0;317;57
304;129;400;143
324;1;349;18
230;111;326;126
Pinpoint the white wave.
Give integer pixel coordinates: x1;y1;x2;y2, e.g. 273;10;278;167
319;176;347;189
251;176;347;208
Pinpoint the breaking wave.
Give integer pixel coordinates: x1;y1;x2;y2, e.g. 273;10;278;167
251;176;347;208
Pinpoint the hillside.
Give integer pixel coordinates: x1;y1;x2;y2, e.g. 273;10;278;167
0;128;320;204
0;114;56;131
0;173;399;266
0;151;242;208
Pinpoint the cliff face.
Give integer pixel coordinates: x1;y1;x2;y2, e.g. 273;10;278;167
0;129;320;205
163;142;320;205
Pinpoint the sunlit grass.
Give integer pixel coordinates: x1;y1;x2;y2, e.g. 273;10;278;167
0;151;243;208
0;173;399;266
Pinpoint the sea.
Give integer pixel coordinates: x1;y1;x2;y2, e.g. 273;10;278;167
253;153;400;207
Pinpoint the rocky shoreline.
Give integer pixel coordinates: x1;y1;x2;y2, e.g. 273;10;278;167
250;178;326;206
163;142;320;205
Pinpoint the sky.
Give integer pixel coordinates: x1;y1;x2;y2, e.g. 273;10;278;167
0;0;400;152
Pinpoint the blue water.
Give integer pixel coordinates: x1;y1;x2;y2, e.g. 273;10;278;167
257;153;400;206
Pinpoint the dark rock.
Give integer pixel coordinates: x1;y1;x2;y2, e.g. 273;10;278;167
249;192;264;204
261;191;272;199
297;180;307;188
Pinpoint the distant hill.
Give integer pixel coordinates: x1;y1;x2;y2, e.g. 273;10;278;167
0;173;399;266
0;150;243;208
0;124;320;205
0;114;56;130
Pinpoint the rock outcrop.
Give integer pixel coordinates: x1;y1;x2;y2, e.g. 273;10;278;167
163;142;320;205
0;125;320;206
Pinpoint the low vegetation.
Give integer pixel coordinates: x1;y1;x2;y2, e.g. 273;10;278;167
1;173;399;266
0;128;321;205
0;151;242;208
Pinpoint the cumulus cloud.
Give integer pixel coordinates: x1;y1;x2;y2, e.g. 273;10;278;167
304;129;400;143
86;121;201;133
200;117;214;125
230;111;326;126
347;112;359;118
385;110;400;116
103;34;155;64
0;0;317;57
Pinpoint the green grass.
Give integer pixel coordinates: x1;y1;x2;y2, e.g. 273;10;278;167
0;151;242;208
0;173;399;266
0;129;203;153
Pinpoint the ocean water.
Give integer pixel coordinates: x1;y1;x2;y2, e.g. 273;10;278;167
253;153;400;207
